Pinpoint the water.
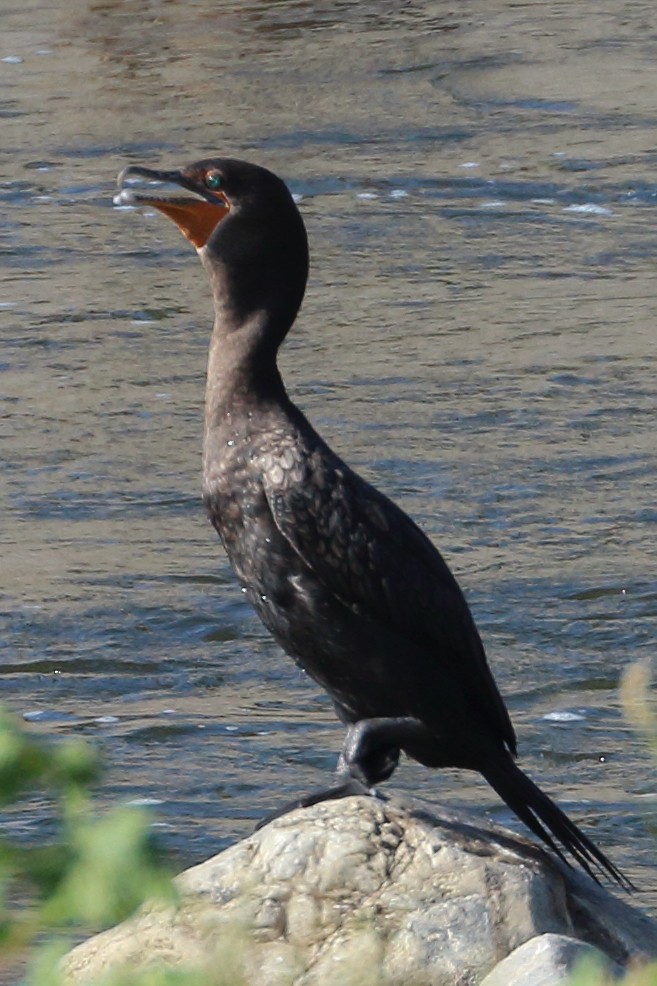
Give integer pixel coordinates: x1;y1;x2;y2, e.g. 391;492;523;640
1;0;656;904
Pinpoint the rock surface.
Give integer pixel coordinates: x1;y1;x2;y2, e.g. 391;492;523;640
479;933;622;986
62;796;656;985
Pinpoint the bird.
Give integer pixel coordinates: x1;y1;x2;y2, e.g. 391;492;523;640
115;157;630;889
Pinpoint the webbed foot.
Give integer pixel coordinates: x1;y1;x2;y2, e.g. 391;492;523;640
254;777;378;831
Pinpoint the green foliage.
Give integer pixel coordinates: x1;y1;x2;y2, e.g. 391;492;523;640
568;957;657;986
0;707;176;984
0;708;97;806
40;805;173;927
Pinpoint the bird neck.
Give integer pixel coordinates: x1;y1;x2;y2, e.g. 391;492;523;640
200;201;309;428
204;309;287;428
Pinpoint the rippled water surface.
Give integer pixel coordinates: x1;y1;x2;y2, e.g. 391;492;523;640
2;1;656;905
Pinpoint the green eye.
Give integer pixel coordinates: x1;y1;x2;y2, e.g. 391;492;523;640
206;172;222;190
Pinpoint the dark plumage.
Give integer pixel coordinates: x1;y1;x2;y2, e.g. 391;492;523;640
116;157;630;888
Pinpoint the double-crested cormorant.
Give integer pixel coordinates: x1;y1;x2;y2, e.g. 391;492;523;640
115;158;629;888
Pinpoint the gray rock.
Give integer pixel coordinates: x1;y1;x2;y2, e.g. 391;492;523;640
480;933;623;986
61;796;656;986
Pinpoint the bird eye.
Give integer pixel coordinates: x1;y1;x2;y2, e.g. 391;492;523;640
205;172;223;190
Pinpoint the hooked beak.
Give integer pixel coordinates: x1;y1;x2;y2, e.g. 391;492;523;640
114;165;230;249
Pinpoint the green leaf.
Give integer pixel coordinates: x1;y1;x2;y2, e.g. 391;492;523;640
41;806;175;927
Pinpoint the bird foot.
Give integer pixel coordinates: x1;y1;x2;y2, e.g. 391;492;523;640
254;777;385;831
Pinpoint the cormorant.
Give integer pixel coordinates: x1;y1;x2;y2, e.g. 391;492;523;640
115;158;629;888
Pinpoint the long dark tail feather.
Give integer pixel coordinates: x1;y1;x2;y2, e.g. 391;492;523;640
482;756;634;892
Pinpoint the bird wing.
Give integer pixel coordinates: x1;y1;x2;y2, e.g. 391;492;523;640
261;438;516;753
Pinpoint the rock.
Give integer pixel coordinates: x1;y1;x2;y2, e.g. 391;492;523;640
61;796;657;986
479;933;623;986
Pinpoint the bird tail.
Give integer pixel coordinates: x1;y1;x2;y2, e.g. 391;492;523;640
481;756;633;891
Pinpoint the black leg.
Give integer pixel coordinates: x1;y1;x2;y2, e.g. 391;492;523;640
253;776;372;830
254;715;436;831
337;716;437;784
